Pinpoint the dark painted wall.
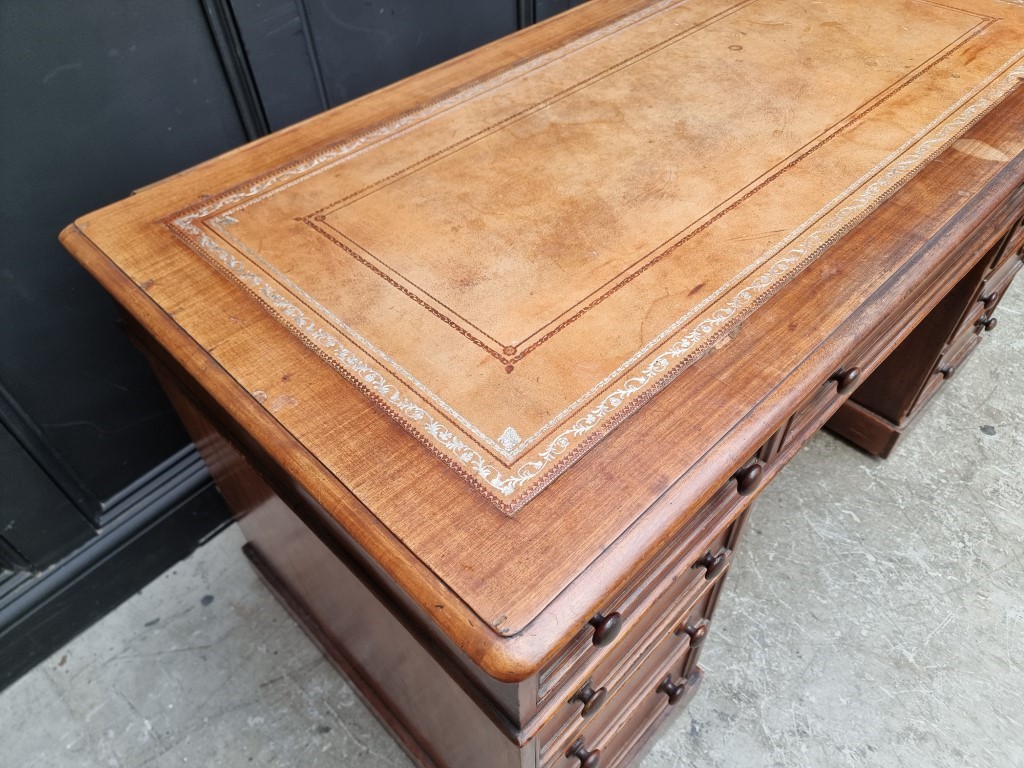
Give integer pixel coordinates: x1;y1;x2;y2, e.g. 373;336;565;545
536;0;591;21
224;0;593;134
304;0;519;104
228;0;524;131
0;0;249;527
0;0;252;688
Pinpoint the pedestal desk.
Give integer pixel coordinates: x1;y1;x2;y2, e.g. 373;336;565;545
62;1;1024;765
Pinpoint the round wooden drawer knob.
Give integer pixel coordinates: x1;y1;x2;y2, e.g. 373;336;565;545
677;620;709;649
694;550;728;581
588;612;623;647
938;365;956;380
733;463;763;496
571;682;608;719
657;675;688;705
567;737;601;768
981;291;999;309
831;367;862;394
978;315;998;332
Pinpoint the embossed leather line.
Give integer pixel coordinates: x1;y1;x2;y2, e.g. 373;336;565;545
299;10;992;367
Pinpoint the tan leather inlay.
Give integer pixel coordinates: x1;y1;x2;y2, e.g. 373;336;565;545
167;0;1024;512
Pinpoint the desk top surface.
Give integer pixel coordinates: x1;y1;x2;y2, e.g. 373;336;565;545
63;0;1024;678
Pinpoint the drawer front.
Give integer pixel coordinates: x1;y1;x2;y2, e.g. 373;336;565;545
951;292;990;342
593;668;703;768
543;645;702;768
942;257;1020;376
911;370;947;421
538;334;870;742
538;358;871;710
536;484;747;708
996;210;1024;269
979;258;1023;318
777;362;865;456
948;313;986;360
938;323;985;380
910;327;985;420
539;582;716;761
946;204;1024;337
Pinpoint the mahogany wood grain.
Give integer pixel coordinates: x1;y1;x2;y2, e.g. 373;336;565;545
824;399;904;459
846;253;991;425
155;368;529;767
606;670;704;768
147;331;738;767
135;335;536;728
827;183;1024;455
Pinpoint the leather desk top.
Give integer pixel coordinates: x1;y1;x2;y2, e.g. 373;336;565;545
170;0;1024;513
62;0;1024;678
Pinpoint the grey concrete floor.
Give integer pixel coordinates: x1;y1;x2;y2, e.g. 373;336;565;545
3;279;1024;768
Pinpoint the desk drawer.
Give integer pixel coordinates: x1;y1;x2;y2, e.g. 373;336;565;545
778;363;863;455
539;580;716;761
593;668;703;768
995;210;1024;269
938;312;987;380
917;339;978;414
942;257;1019;374
543;632;702;768
537;507;735;706
978;258;1022;320
951;291;991;342
943;206;1022;342
550;668;703;768
910;326;985;420
538;353;867;709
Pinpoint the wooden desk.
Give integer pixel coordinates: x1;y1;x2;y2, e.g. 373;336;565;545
62;1;1024;765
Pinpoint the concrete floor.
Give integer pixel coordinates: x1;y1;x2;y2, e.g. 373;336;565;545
3;279;1023;768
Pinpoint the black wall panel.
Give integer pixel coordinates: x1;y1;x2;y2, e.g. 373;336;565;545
0;423;92;569
0;0;245;689
304;0;519;107
536;0;591;22
228;0;523;131
225;0;329;132
0;1;249;507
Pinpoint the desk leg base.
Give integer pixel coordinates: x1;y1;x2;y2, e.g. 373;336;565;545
825;399;902;458
609;668;705;768
242;542;444;768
